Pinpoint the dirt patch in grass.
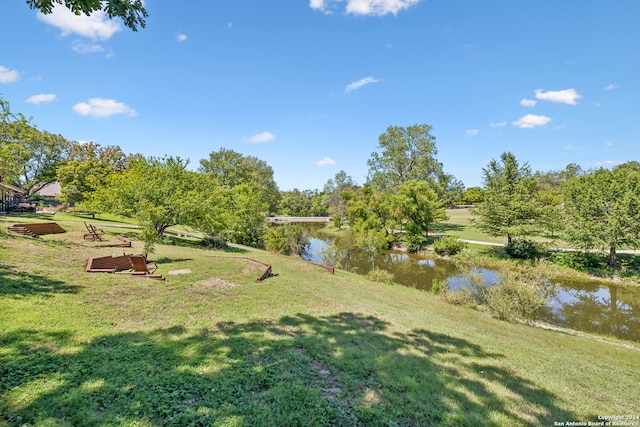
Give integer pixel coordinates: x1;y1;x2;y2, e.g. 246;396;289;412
167;269;192;275
195;277;240;292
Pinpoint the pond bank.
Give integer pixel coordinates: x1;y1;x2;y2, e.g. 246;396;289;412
302;225;640;342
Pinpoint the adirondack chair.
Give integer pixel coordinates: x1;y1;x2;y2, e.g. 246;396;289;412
129;255;164;280
83;222;105;241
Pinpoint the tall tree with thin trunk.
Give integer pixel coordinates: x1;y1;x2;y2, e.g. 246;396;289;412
562;163;640;268
473;152;540;245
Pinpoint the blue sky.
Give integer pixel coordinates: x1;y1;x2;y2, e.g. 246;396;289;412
1;1;638;191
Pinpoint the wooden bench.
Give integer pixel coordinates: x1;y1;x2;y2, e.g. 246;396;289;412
96;235;132;248
86;253;165;280
85;254;134;272
8;222;66;238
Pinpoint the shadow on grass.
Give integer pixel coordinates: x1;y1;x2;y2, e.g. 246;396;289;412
0;264;79;297
1;313;579;426
433;222;466;234
156;235;249;254
616;253;640;281
0;213;50;221
154;257;193;265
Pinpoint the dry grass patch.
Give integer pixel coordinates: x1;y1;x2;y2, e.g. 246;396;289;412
196;277;240;291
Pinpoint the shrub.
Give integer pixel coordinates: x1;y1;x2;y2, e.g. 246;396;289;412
479;270;558;321
331;214;343;229
441;289;476;306
505;238;544;260
265;224;310;257
452;256;558;322
433;235;466;256
430;278;449;295
200;234;229;250
550;251;603;270
366;267;395;284
402;222;425;252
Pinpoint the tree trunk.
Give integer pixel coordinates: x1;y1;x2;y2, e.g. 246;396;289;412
608;247;620;269
507;234;512;246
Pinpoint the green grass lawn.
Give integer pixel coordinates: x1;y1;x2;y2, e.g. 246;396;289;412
434;208;507;244
1;214;639;426
437;208;573;248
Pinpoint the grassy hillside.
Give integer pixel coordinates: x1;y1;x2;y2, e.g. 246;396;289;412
1;215;639;426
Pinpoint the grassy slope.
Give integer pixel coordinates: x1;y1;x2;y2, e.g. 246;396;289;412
1;215;639;426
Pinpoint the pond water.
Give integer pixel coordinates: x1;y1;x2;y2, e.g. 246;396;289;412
302;226;640;342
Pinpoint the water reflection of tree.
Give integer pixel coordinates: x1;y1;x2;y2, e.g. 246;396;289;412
541;285;640;342
376;252;460;291
318;244;462;292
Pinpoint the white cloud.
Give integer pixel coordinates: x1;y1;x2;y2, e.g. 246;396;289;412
465;129;479;136
346;0;420;15
489;121;507;128
311;0;420;16
314;157;336;167
72;98;137;118
605;83;619;90
244;132;276;144
520;98;537;107
344;77;380;93
177;33;187;42
26;93;57;104
37;4;121;40
72;41;105;54
535;88;582;105
595;160;623;166
605;141;614;147
0;66;19;83
512;114;552;129
309;0;330;13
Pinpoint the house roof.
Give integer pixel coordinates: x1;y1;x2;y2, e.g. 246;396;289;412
36;181;62;197
0;182;25;194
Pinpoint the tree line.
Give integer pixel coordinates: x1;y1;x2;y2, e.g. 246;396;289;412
2;98;639;265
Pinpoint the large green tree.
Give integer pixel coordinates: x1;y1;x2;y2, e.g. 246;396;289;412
346;184;396;264
0;100;30;183
534;164;583;238
393;180;446;237
562;163;640;268
0;99;65;195
199;148;280;214
473;152;541;245
322;170;358;228
27;0;148;31
367;124;442;190
279;189;327;217
91;156;227;254
225;184;268;248
457;186;484;205
366;124;462;204
56;141;129;205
